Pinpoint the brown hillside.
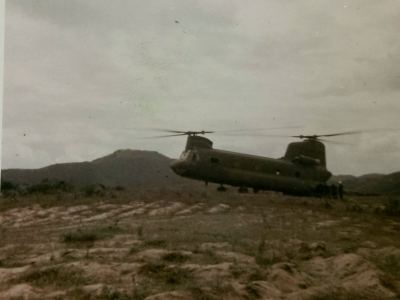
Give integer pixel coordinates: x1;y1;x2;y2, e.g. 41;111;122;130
2;150;187;187
333;172;400;195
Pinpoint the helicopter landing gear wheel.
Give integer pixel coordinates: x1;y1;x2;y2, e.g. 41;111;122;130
238;186;248;193
217;185;227;192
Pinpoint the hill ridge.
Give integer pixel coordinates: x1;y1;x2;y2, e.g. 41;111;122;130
2;149;185;187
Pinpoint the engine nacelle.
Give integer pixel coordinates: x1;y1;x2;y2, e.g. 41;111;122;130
185;136;213;151
285;140;326;167
292;155;321;166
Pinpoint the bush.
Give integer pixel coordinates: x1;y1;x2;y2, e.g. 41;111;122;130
27;179;73;194
383;197;400;216
114;185;125;191
83;184;106;197
63;231;98;243
1;181;18;191
375;254;400;279
17;265;88;288
162;251;190;263
139;262;192;285
62;225;123;244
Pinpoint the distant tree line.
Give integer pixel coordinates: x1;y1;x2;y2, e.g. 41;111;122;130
0;178;125;198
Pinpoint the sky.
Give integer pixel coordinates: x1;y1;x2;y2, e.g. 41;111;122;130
2;0;400;176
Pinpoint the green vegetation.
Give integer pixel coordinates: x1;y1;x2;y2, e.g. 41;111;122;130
310;290;378;300
83;184;106;197
383;197;400;216
143;239;168;248
68;286;140;300
139;261;192;287
373;254;400;280
0;181;18;192
63;230;98;244
162;251;190;263
17;265;88;288
193;249;221;265
27;179;74;194
62;225;123;244
0;180;129;199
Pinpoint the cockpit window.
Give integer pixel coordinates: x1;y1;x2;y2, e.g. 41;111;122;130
179;150;199;162
179;151;187;160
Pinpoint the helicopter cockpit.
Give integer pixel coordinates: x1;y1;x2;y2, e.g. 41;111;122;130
179;150;200;162
171;150;200;175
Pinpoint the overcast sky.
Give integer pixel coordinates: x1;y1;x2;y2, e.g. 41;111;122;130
2;0;400;175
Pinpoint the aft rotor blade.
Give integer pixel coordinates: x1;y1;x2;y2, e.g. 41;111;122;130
122;127;187;134
146;128;188;134
318;130;364;138
317;138;354;145
319;128;400;137
291;130;364;139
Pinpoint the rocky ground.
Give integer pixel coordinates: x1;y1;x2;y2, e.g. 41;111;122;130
0;187;399;299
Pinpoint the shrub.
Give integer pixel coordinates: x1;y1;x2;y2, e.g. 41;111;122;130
83;184;106;197
139;262;191;286
1;181;18;191
383;197;400;216
62;225;123;244
374;254;400;279
63;231;98;243
27;179;73;194
17;265;88;288
115;185;125;191
144;239;167;248
162;251;190;263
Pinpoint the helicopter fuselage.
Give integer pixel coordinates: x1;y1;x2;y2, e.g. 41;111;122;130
170;146;332;195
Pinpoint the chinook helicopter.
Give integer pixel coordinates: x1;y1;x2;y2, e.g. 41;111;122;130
151;129;359;196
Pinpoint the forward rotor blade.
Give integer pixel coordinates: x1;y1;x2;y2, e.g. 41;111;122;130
144;133;188;138
199;131;215;134
144;128;215;135
129;126;299;135
217;133;292;138
215;126;301;133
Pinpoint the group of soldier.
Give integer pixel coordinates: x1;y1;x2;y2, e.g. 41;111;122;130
315;181;344;199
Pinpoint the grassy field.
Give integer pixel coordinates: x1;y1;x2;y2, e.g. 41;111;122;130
0;186;399;299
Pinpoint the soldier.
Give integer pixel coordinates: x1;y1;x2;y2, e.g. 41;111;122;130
338;181;344;200
330;184;338;199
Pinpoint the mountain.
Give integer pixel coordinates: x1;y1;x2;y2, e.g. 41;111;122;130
2;150;188;188
3;150;400;195
331;172;400;195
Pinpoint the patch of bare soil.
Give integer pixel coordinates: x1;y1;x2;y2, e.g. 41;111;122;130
0;188;399;299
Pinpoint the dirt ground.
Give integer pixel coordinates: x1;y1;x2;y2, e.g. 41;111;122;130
0;186;399;299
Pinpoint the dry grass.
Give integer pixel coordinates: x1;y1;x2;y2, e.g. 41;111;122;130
0;186;399;299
